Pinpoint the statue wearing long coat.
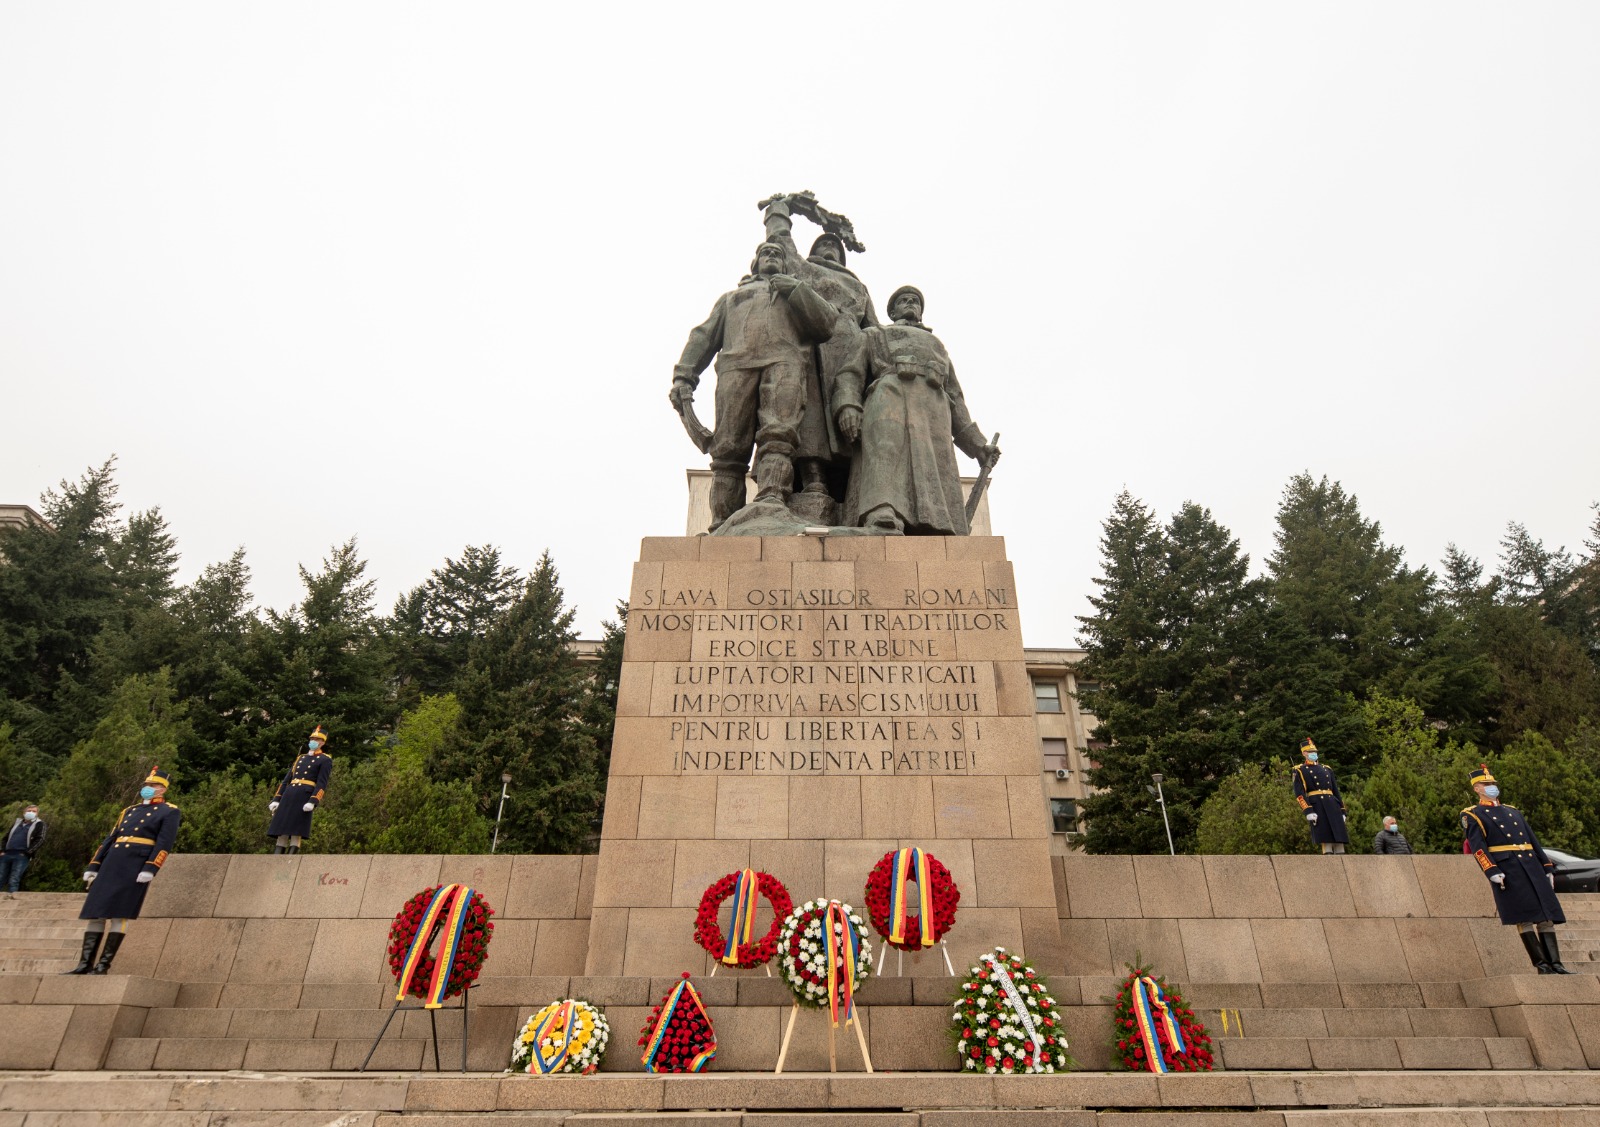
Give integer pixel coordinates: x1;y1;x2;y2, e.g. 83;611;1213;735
833;320;988;534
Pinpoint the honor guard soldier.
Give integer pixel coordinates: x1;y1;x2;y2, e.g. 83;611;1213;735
1462;763;1569;973
1292;737;1349;855
66;765;180;975
268;724;333;854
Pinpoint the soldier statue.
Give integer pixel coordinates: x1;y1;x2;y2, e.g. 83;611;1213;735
833;285;1000;534
1462;763;1570;973
268;723;333;854
1292;737;1349;855
66;765;180;975
670;240;839;531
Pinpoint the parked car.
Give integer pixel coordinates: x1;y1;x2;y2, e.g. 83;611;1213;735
1545;849;1600;894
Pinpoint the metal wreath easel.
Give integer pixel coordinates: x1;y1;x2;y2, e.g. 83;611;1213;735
359;983;474;1073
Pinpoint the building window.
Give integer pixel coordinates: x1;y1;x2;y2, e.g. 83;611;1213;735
1041;738;1069;773
1050;798;1079;834
1075;681;1101;698
1033;678;1062;713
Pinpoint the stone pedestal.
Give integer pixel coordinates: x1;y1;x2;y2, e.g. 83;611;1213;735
585;534;1059;978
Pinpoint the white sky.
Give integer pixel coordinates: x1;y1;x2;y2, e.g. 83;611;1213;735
3;4;1597;645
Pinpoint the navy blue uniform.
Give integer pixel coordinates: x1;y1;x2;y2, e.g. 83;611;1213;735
1292;761;1349;845
1462;800;1565;926
80;798;180;920
267;749;332;838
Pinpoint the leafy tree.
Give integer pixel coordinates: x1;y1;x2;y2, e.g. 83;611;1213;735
167;549;261;775
176;769;276;854
1492;725;1600;857
1077;494;1262;852
1474;603;1600;749
584;602;627;773
442;553;603;853
1194;759;1316;854
1343;694;1481;853
386;545;522;710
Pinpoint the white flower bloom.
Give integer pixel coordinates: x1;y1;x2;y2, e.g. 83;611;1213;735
981;985;994;995
985;1067;996;1075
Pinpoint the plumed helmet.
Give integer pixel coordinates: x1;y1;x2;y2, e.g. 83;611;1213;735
309;724;328;746
1469;762;1497;787
143;764;172;789
888;285;925;314
1299;737;1317;754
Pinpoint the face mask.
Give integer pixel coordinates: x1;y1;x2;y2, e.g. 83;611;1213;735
1484;785;1500;799
22;812;36;822
308;740;321;751
1388;824;1399;833
140;786;157;800
1304;752;1318;763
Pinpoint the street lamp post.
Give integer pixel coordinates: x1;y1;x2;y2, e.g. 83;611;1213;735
1151;772;1175;856
492;772;512;854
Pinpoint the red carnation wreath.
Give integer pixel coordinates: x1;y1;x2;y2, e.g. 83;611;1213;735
863;848;960;951
1111;962;1213;1073
385;885;496;1002
694;870;793;969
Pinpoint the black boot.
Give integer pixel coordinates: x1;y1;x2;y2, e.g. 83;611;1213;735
62;930;101;975
1540;930;1572;974
286;845;299;855
88;931;125;975
1520;930;1554;974
272;844;285;855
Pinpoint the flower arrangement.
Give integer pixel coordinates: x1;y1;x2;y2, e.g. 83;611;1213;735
863;847;960;951
637;972;717;1072
1110;963;1213;1073
950;947;1073;1074
385;884;494;1003
778;899;873;1014
511;999;609;1075
694;869;794;969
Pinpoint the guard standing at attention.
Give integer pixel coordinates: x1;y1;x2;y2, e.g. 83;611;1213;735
66;765;180;975
1292;737;1349;855
1462;763;1569;973
267;724;333;854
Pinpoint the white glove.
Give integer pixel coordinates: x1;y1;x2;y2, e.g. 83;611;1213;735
268;801;279;812
303;802;315;812
1306;812;1318;824
1549;873;1556;889
1490;873;1506;887
82;871;96;885
136;871;153;884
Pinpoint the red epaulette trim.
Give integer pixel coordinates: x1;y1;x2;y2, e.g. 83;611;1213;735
1473;850;1493;873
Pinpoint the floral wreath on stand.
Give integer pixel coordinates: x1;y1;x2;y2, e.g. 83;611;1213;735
385;885;495;1004
951;946;1073;1075
1111;962;1213;1073
778;898;873;1012
863;846;960;955
511;999;610;1075
694;869;794;970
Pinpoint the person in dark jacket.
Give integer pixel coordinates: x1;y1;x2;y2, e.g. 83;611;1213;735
1462;762;1569;973
66;766;180;975
267;724;333;854
1373;816;1413;855
1292;737;1349;854
1;804;47;897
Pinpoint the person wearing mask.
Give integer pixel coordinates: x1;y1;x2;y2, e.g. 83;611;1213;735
1292;737;1349;855
1;804;47;897
66;766;180;975
1462;763;1569;973
267;724;333;854
1373;816;1413;855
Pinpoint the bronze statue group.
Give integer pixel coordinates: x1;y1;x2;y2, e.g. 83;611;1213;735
670;191;1001;537
1291;736;1571;974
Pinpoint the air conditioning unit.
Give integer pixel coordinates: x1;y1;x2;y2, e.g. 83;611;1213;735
1054;768;1070;780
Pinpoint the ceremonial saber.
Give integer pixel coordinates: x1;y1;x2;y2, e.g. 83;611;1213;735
964;432;1000;524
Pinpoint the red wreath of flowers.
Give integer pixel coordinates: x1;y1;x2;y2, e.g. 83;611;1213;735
385;885;496;1002
693;870;793;969
863;849;960;951
1111;963;1214;1073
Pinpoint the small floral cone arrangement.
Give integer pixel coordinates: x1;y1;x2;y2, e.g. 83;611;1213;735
638;972;718;1072
951;947;1073;1074
511;999;609;1075
1111;963;1213;1072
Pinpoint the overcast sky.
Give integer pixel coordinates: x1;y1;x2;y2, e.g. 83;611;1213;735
3;4;1597;645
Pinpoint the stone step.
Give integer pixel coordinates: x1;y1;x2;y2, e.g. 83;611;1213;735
0;920;86;940
0;955;77;973
1216;1036;1533;1070
0;943;82;958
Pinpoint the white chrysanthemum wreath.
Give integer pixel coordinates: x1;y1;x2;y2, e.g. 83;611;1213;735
510;998;610;1075
778;898;873;1010
951;947;1073;1074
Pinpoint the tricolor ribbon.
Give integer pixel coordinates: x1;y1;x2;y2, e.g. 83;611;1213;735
823;901;862;1028
981;952;1046;1061
393;883;477;1008
721;868;760;965
527;1000;577;1074
888;847;936;947
641;979;717;1072
1131;975;1187;1073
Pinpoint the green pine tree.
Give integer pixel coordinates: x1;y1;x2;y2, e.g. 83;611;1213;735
1194;759;1317;854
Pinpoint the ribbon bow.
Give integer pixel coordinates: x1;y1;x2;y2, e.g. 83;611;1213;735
888;847;936;948
394;883;476;1008
721;868;760;965
1131;975;1188;1073
823;901;862;1028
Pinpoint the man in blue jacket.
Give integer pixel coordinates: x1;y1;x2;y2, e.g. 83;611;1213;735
1;804;46;897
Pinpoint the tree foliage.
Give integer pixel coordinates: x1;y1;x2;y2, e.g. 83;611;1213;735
1194;758;1316;854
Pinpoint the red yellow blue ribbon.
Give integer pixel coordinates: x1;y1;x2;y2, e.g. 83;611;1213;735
888;847;935;947
393;883;476;1008
722;868;759;965
528;1000;576;1074
1131;975;1187;1073
641;979;717;1072
823;901;861;1029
